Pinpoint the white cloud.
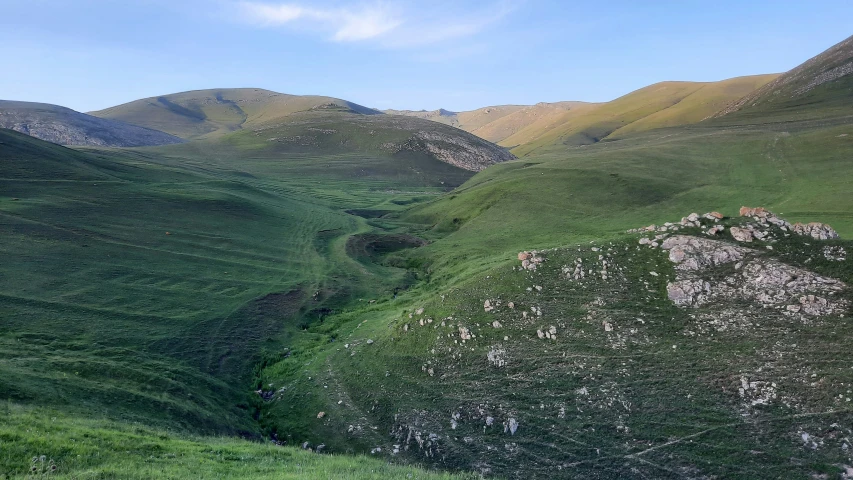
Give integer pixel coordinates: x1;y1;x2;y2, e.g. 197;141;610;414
236;1;514;47
238;2;403;42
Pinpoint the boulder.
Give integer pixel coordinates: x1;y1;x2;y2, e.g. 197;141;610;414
729;227;753;243
792;222;839;240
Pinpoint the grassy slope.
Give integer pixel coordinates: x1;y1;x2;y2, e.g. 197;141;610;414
0;126;480;477
89;88;378;140
511;76;778;157
268;225;853;479
401;119;853;278
252;104;853;477
0;404;468;480
714;34;853;123
474;102;597;147
609;74;779;137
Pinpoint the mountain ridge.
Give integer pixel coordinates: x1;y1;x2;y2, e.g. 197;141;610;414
0;100;184;147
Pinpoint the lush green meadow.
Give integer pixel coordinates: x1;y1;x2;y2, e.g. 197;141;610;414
2;51;853;477
0;125;477;477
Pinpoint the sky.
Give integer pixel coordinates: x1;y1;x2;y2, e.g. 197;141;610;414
1;0;851;113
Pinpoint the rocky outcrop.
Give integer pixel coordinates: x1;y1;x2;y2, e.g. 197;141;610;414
399;130;515;172
517;251;545;271
660;235;847;315
0;100;184;147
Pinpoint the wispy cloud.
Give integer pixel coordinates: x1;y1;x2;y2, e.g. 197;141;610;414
236;1;515;47
238;2;403;41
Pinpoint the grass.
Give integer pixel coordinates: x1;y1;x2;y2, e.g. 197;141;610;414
0;404;471;480
89;88;379;140
3;41;853;478
0;125;480;477
258;216;853;478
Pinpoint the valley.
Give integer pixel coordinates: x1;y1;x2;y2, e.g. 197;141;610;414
1;31;852;480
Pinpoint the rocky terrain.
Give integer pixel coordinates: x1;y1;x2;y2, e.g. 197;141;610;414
0;100;184;147
265;206;852;479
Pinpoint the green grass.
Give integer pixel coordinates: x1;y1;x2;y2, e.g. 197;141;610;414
88;88;379;140
400;118;853;282
3;47;853;479
258;218;853;479
0;126;478;475
0;404;470;480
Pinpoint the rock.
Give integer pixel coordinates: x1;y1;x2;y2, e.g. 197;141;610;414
518;252;531;261
792;222;839;240
687;213;700;222
708;212;724;220
507;418;519;435
459;327;472;340
666;279;711;307
488;347;507;367
492;320;502;328
317;412;326;419
729;226;754;243
366;339;374;344
415;308;424;315
705;225;725;236
661;236;749;270
824;246;847;261
740;206;770;218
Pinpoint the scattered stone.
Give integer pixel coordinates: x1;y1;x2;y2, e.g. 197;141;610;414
488;347;507;367
729;226;753;243
506;418;519;435
824;246;847;261
517;251;545;271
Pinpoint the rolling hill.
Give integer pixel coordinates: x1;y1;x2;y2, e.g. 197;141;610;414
248;37;853;479
391;75;778;155
2;30;853;480
89;88;381;140
0;100;183;147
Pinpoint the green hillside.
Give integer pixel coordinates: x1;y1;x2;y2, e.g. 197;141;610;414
511;75;778;156
715;34;853;122
3;32;853;480
0;126;483;478
250;113;853;479
89;88;379;140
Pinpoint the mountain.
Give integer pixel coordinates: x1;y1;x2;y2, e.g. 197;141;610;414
3;32;853;480
383;108;462;127
90;88;381;140
715;34;853;121
511;74;779;156
0;100;183;147
392;75;777;155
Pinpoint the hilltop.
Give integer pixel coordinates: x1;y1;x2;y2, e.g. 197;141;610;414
0;100;183;147
715;34;853;121
391;75;778;155
89;88;381;140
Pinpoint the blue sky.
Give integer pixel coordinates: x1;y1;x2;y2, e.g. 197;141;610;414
1;0;851;112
